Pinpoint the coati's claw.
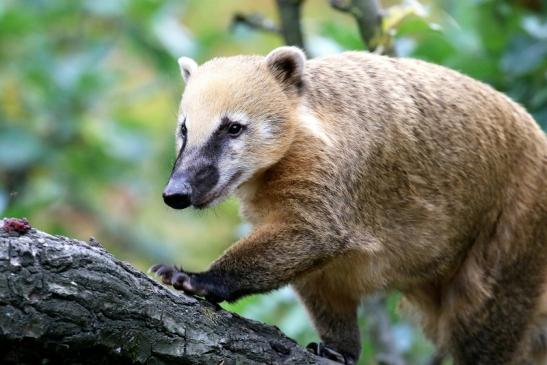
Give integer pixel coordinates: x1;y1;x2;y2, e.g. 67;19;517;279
150;264;231;303
306;342;355;365
150;263;211;298
150;264;179;285
171;270;192;291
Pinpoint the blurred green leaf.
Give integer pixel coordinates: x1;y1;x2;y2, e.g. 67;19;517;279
501;37;547;76
320;21;364;50
0;128;45;169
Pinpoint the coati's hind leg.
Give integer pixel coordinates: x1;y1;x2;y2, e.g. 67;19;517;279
293;273;361;365
444;208;547;365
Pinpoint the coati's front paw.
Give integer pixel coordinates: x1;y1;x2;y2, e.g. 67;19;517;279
306;342;356;365
150;264;202;295
149;264;224;303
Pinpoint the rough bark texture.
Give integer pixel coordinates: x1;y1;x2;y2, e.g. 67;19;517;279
0;225;331;365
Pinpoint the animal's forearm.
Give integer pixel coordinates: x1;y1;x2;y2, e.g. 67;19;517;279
153;224;339;302
210;225;331;296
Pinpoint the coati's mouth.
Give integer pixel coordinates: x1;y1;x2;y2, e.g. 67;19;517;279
193;171;243;209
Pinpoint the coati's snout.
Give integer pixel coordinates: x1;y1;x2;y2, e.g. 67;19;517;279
163;163;220;210
162;177;191;209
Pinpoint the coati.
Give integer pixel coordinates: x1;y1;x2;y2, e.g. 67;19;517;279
151;47;547;365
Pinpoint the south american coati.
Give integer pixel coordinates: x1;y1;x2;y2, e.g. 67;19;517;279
152;47;547;365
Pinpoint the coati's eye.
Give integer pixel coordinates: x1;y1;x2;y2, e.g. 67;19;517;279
180;123;187;137
227;122;244;137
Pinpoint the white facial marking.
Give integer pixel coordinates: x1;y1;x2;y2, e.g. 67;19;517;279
224;111;250;127
297;104;333;146
256;121;274;139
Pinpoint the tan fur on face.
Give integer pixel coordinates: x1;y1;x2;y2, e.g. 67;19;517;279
180;57;292;149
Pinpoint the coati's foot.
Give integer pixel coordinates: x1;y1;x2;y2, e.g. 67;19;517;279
306;342;356;365
150;264;191;289
149;264;225;303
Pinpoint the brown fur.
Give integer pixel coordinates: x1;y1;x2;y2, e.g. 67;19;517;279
162;48;547;364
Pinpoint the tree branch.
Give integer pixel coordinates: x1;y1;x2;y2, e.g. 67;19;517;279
0;219;332;365
329;0;383;51
232;13;280;35
275;0;306;50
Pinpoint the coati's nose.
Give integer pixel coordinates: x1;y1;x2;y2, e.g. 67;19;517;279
163;178;192;210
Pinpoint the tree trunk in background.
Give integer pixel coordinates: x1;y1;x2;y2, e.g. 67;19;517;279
0;225;332;365
330;0;383;52
276;0;306;50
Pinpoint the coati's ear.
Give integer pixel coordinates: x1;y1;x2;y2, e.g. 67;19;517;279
178;57;198;83
265;46;306;91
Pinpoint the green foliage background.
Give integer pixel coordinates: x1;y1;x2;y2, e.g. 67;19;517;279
1;0;546;364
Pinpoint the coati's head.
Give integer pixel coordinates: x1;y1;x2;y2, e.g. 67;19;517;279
163;47;306;209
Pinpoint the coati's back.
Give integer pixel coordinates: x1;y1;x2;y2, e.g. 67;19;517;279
293;51;546;257
301;52;546;202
